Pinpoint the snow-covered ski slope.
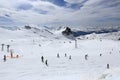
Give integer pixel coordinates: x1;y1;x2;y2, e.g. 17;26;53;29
0;27;120;80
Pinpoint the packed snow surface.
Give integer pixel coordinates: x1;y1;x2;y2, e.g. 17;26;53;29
0;27;120;80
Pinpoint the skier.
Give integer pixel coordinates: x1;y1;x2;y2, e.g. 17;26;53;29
16;55;19;58
85;54;88;60
7;45;10;52
65;53;67;57
1;44;4;51
107;64;110;69
45;60;48;66
41;56;44;63
10;50;13;58
3;55;6;62
57;53;60;58
69;55;71;60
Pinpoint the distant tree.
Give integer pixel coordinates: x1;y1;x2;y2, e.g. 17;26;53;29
100;54;102;56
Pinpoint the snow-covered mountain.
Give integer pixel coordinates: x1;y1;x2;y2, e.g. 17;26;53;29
0;26;120;80
0;25;120;42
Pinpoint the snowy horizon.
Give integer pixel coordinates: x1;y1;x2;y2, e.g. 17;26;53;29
0;0;120;27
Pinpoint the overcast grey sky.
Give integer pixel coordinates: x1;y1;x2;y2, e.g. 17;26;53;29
0;0;120;27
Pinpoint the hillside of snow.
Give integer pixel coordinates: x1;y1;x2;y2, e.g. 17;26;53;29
0;26;120;80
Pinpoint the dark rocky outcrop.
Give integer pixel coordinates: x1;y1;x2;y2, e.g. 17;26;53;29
62;27;73;36
25;25;31;29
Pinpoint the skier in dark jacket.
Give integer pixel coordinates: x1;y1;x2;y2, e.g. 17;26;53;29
41;56;44;63
45;60;48;66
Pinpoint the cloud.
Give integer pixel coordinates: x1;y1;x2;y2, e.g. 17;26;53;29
70;0;120;26
0;0;120;27
44;0;67;6
64;0;86;4
16;3;33;10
